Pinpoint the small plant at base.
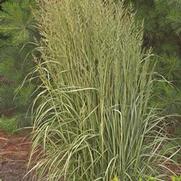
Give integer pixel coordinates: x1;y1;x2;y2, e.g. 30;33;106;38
112;176;119;181
0;116;18;133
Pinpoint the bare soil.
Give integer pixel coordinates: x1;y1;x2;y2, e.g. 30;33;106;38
0;130;33;181
0;129;180;181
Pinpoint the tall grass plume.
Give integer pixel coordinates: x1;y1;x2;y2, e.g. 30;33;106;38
30;0;174;180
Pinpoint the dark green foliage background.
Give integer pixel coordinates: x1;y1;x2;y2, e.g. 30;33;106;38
0;0;37;127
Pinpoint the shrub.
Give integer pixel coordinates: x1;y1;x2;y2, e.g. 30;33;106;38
31;0;173;180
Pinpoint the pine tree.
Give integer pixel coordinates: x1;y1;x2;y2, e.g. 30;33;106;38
0;0;37;125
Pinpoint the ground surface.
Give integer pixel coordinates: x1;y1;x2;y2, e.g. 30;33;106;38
0;130;33;181
0;130;180;181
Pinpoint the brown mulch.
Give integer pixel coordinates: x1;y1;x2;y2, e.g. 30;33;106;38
0;130;33;181
164;162;181;181
165;162;181;175
0;129;180;181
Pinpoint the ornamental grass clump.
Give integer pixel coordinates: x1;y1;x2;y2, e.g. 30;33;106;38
30;0;171;180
